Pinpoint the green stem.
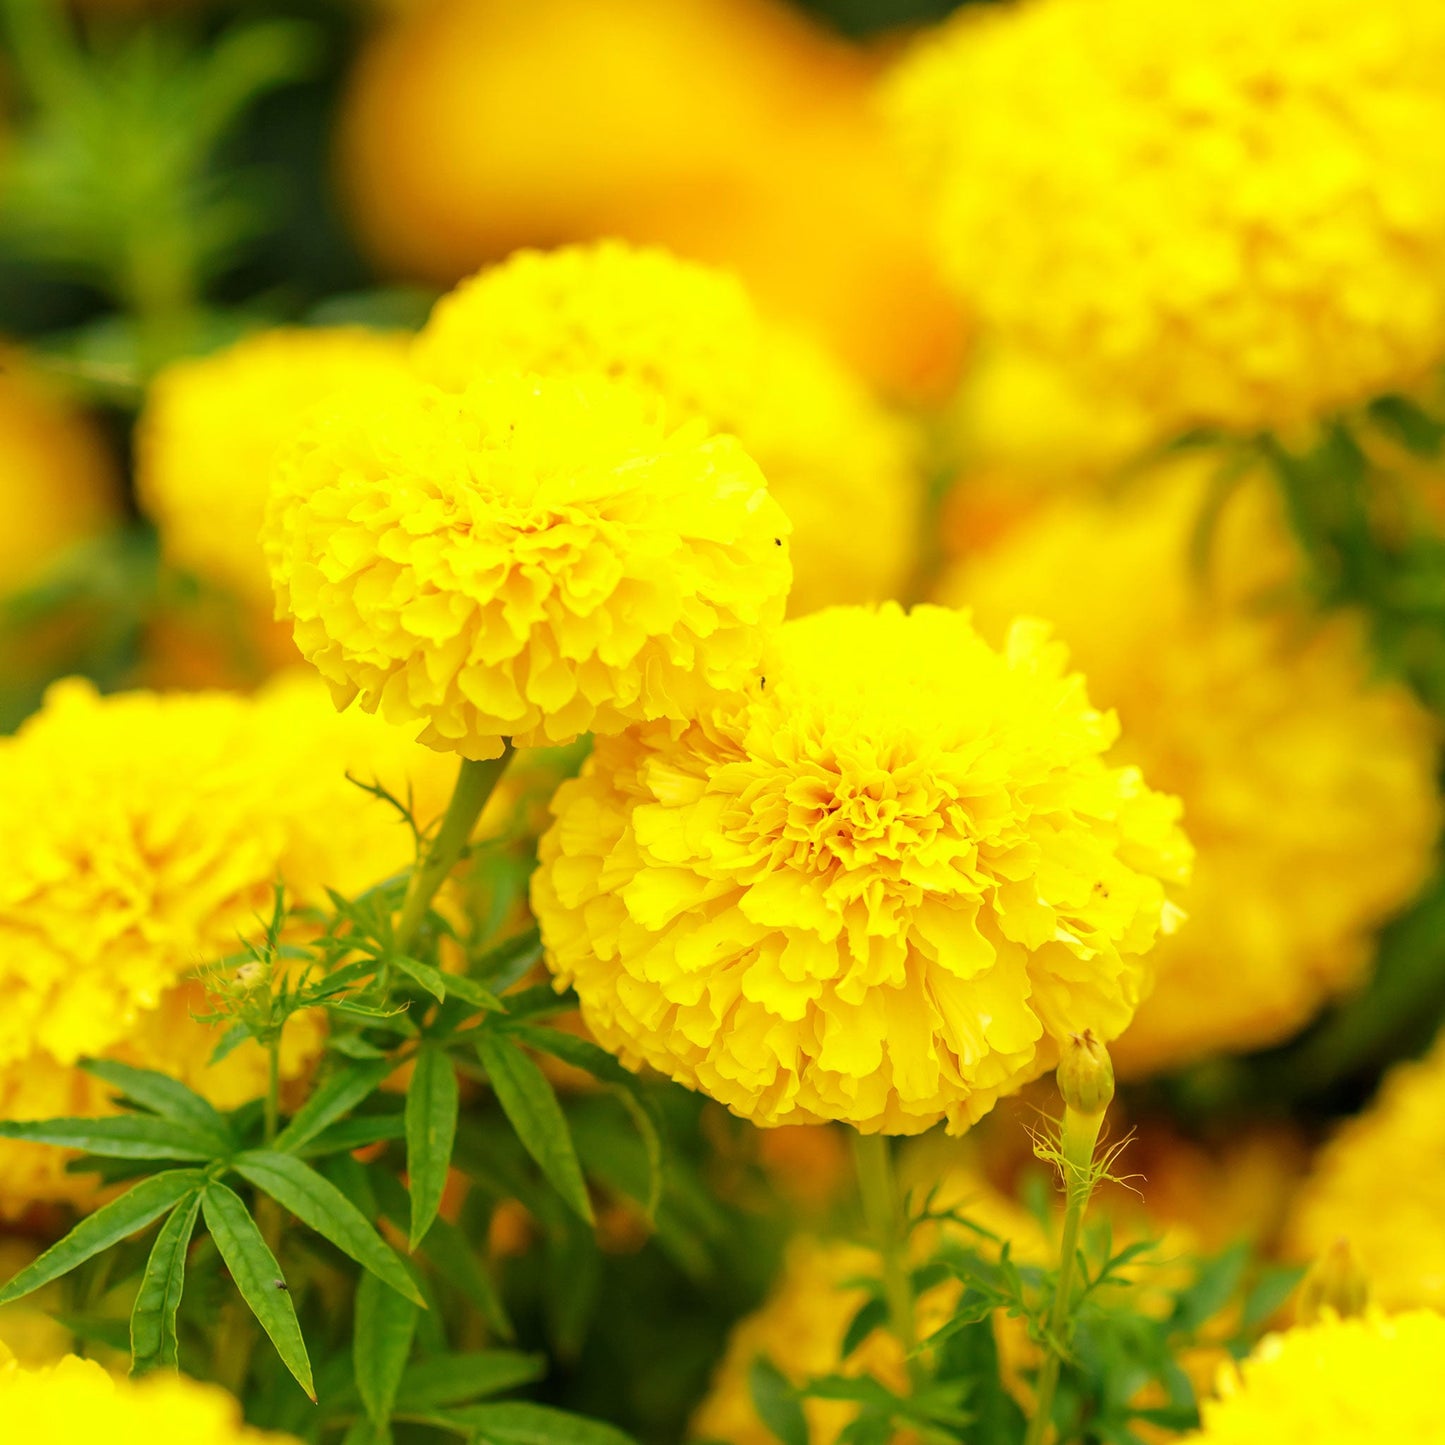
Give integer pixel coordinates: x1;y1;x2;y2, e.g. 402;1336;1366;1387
394;749;514;957
853;1131;923;1391
263;1036;281;1146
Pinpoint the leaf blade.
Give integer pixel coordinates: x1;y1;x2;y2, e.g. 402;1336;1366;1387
354;1268;420;1425
274;1058;394;1154
130;1191;203;1375
0;1114;223;1161
79;1060;232;1143
405;1048;459;1249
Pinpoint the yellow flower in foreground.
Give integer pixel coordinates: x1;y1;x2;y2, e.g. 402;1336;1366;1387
1185;1310;1445;1444
265;369;791;760
0;674;456;1214
948;466;1439;1074
137;328;412;610
1288;1036;1445;1311
885;0;1445;434
0;1352;296;1443
533;603;1189;1133
412;242;920;615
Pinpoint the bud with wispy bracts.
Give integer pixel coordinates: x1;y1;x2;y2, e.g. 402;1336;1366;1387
1058;1030;1115;1118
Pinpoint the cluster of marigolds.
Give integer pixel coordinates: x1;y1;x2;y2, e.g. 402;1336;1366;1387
6;0;1445;1440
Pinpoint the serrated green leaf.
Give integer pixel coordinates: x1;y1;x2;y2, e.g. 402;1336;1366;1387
274;1058;395;1154
233;1150;424;1306
79;1060;232;1143
0;1114;223;1161
303;1114;407;1156
748;1359;808;1445
130;1191;202;1375
0;1169;205;1305
405;1047;459;1249
392;956;505;1013
432;1401;638;1444
477;1034;593;1226
355;1267;419;1424
202;1181;314;1399
393;1351;545;1410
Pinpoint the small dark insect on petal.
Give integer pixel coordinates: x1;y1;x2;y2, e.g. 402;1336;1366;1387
774;537;782;546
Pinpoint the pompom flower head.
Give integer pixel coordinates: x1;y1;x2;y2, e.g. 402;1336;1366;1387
1184;1310;1445;1444
0;675;455;1213
411;241;919;615
947;464;1439;1073
533;603;1189;1134
264;369;791;760
0;1352;296;1443
885;0;1445;434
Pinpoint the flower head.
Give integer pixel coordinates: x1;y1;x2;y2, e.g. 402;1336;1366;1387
533;603;1189;1133
412;242;920;615
264;368;791;760
947;464;1440;1074
0;1352;297;1443
138;328;412;610
885;0;1445;433
0;674;455;1213
1185;1311;1445;1444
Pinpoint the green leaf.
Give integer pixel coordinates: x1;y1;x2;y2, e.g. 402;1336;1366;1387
433;1401;638;1444
394;1351;545;1410
748;1359;808;1445
392;956;503;1013
274;1058;395;1154
477;1034;593;1226
130;1191;202;1375
233;1150;424;1306
202;1181;315;1399
414;1215;513;1340
471;929;543;990
354;1268;420;1424
0;1169;205;1305
405;1047;459;1249
0;1114;223;1161
303;1114;407;1156
79;1060;232;1144
840;1295;889;1359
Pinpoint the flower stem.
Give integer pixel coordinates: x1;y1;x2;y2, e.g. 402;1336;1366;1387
394;748;513;957
853;1130;923;1391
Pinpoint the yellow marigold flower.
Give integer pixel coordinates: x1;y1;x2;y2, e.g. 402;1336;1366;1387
137;328;412;611
0;674;456;1215
412;242;920;616
533;603;1189;1134
0;1352;296;1443
885;0;1445;434
1288;1036;1445;1311
264;368;792;761
947;465;1440;1074
1185;1310;1445;1444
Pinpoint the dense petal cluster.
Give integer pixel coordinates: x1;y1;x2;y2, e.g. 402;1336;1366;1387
412;241;921;615
0;1352;297;1443
885;0;1445;434
1185;1311;1445;1444
265;369;791;760
137;328;412;609
949;466;1440;1074
534;603;1189;1133
0;674;456;1213
1288;1036;1445;1310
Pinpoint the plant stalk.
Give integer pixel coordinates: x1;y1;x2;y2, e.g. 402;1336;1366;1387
853;1130;924;1391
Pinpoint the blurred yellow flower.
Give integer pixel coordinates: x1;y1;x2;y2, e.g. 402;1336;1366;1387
1289;1035;1445;1311
0;1352;296;1443
885;0;1445;434
1185;1310;1445;1443
0;1242;70;1368
949;465;1439;1073
413;241;921;616
0;673;456;1214
137;328;412;612
264;369;791;760
533;603;1189;1134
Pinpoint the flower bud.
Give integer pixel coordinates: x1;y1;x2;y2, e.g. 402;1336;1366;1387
1297;1237;1370;1325
1057;1030;1115;1117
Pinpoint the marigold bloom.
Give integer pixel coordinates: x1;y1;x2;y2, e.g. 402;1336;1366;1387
885;0;1445;434
265;369;791;761
948;467;1440;1073
137;328;412;611
413;242;919;616
1289;1036;1445;1311
533;603;1189;1134
1185;1310;1445;1444
0;1352;296;1443
0;674;456;1214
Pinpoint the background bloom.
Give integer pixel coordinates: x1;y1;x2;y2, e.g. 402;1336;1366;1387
412;241;920;616
265;368;791;760
947;464;1440;1074
534;603;1189;1134
885;0;1445;434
